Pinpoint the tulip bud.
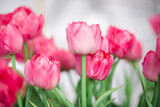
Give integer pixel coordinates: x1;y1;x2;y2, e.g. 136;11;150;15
24;54;60;90
66;22;101;54
76;50;113;80
142;51;160;82
105;26;135;58
0;24;23;56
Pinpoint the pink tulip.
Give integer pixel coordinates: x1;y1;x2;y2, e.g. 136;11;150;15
149;14;160;36
24;54;60;90
76;50;113;80
0;57;10;70
32;35;59;58
156;35;160;57
105;26;135;58
57;49;76;71
0;24;23;56
126;40;142;61
99;36;109;53
10;6;44;41
0;67;24;107
0;13;12;26
142;51;160;82
66;22;102;54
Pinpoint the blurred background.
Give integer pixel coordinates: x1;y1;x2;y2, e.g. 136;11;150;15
0;0;160;106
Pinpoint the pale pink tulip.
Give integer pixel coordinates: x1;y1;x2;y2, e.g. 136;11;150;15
156;35;160;57
0;24;23;56
66;22;101;54
24;54;60;90
142;51;160;82
10;6;44;41
105;26;135;58
99;36;109;53
76;50;113;80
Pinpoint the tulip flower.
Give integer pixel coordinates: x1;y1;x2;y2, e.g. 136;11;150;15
10;6;44;41
105;26;135;58
99;36;109;53
156;35;160;57
0;13;12;26
126;40;142;61
142;51;160;82
149;14;160;36
66;22;101;54
24;54;60;90
0;24;23;56
0;67;24;107
57;49;76;71
0;57;10;70
76;50;113;80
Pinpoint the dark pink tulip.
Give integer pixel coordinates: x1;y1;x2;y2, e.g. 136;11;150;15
105;26;135;58
0;57;10;70
24;54;60;90
0;13;12;26
10;6;44;41
156;35;160;57
149;14;160;36
0;24;23;56
126;40;142;61
142;51;160;82
0;67;24;107
76;50;113;80
57;49;76;71
66;22;102;54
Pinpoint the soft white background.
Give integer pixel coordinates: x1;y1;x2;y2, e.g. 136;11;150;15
0;0;160;106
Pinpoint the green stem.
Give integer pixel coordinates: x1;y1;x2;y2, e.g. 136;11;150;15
11;54;22;107
153;75;160;107
88;79;92;107
24;42;28;61
41;89;48;107
81;55;86;107
29;40;33;59
133;63;152;107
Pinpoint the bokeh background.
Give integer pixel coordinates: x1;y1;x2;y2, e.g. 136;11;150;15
0;0;160;106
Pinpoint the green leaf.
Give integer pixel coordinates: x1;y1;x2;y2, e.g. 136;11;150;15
25;86;44;107
105;98;116;106
153;75;160;107
27;99;38;107
94;86;122;107
46;88;74;107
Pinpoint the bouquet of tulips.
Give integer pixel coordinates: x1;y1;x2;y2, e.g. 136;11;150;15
0;6;160;107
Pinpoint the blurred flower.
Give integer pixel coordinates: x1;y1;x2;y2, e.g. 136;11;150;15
0;57;10;70
125;40;142;61
32;35;59;58
0;67;24;107
0;13;12;26
10;6;44;41
57;49;76;71
0;24;23;56
142;51;160;82
156;35;160;57
76;50;113;80
66;22;101;54
24;54;60;90
149;14;160;36
105;26;135;58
